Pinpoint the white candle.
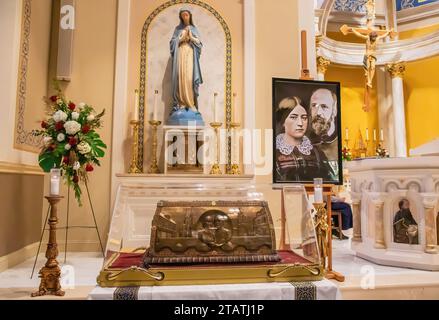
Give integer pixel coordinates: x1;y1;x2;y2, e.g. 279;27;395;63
381;129;384;141
314;178;324;203
345;128;349;140
134;89;139;121
233;93;238;123
153;90;158;121
373;129;377;142
50;168;61;196
365;128;369;141
314;187;323;203
214;93;218;123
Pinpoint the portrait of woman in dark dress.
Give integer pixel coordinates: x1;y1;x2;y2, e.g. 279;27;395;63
274;96;335;183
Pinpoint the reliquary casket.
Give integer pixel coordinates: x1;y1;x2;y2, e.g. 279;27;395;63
143;200;281;265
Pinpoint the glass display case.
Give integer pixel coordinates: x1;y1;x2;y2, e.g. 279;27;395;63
98;179;323;287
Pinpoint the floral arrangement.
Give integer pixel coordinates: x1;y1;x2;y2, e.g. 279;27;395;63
342;147;352;161
376;144;389;158
33;89;106;205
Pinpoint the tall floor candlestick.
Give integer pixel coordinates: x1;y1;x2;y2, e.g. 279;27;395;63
148;120;162;174
129;120;142;174
32;196;65;297
210;122;222;175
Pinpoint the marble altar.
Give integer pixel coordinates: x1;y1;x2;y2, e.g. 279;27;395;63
347;156;439;270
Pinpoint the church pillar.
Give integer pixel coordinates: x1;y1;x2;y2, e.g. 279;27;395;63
372;198;386;249
423;196;439;254
386;62;407;158
316;56;330;81
352;198;362;242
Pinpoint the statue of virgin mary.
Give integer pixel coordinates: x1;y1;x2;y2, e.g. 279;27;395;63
168;8;204;126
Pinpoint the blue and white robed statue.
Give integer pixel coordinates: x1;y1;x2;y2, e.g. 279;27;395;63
168;8;205;126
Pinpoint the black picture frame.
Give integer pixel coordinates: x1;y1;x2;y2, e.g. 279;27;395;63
272;78;343;186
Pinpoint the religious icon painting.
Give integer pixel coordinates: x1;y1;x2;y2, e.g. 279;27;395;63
272;78;343;185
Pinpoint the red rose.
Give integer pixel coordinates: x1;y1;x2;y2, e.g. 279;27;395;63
69;137;77;146
68;102;76;111
55;122;64;131
47;144;56;152
82;125;90;134
73;175;79;183
41;121;48;129
50;95;57;102
63;156;69;165
85;164;94;172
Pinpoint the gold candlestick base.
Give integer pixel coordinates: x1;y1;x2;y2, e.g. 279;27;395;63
210;122;222;175
148;120;162;174
32;196;65;297
313;202;329;270
129;120;143;174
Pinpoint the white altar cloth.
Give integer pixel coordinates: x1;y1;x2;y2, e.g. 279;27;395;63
88;280;341;300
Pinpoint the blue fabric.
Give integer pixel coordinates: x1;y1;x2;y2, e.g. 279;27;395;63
331;202;353;230
170;12;203;111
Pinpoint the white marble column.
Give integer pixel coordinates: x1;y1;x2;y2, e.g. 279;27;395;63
316;56;330;81
352;198;362;242
372;198;386;249
386;62;407;158
423;196;439;254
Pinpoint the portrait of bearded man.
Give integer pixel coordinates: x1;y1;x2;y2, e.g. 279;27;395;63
309;88;339;160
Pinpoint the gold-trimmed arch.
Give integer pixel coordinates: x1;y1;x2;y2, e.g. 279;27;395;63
137;0;233;170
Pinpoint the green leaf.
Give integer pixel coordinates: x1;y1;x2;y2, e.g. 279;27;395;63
39;151;62;172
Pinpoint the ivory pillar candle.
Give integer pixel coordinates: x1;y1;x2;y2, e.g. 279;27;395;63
214;93;218;123
134;89;139;121
153;90;158;121
345;128;349;140
50;168;61;196
233;93;238;123
314;178;323;203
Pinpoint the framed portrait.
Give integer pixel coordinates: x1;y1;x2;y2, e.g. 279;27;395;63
272;78;343;185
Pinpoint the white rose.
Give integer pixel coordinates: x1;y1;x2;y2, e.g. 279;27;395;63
78;103;86;109
71;112;80;120
73;161;80;170
57;133;65;142
77;141;92;155
64;121;81;135
43;137;52;146
53;110;68;122
87;114;95;122
65;144;71;151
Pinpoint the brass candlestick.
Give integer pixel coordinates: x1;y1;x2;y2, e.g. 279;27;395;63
313;202;329;270
229;122;241;175
210;122;222;175
148;120;162;174
129;120;142;174
32;196;65;297
344;138;350;149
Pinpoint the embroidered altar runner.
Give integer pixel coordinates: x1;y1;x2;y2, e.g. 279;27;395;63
88;280;341;300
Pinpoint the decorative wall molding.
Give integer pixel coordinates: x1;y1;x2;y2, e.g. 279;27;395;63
0;161;43;176
14;0;42;152
318;30;439;65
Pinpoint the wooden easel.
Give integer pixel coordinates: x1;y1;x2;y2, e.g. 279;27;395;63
300;30;313;81
279;185;345;282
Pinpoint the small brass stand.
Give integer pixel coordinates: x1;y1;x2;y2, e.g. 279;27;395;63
210;122;222;175
148;120;162;174
229;122;241;175
129;120;143;174
32;196;65;297
313;202;329;270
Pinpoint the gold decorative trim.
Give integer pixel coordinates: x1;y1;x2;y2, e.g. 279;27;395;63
386;61;406;78
0;161;44;176
316;56;331;75
14;0;42;152
138;0;233;170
